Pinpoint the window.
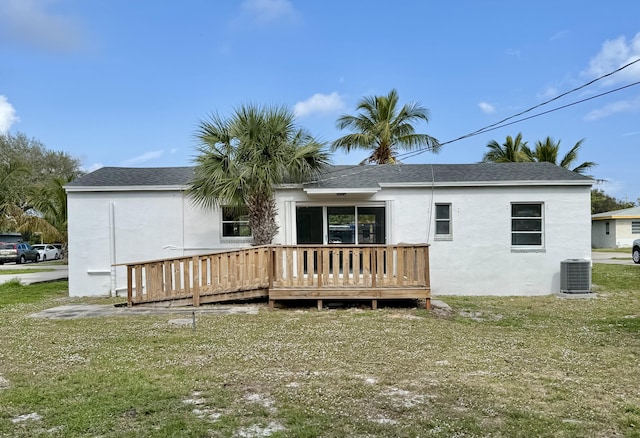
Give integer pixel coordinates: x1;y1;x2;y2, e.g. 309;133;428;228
633;221;640;234
222;206;251;237
511;203;543;246
434;204;452;239
605;222;610;235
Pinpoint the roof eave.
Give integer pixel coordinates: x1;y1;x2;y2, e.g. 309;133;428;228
65;184;188;192
378;180;594;188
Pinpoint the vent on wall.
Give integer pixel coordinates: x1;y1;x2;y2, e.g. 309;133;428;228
560;259;591;294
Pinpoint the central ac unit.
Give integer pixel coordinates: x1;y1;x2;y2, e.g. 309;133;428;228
560;259;591;294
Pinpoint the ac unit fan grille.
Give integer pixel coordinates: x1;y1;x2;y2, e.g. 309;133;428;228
560;259;591;294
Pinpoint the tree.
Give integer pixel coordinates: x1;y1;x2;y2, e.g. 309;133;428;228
0;132;83;242
525;137;596;175
0;133;82;211
331;89;440;164
28;176;73;243
481;133;529;163
188;104;330;245
591;188;635;214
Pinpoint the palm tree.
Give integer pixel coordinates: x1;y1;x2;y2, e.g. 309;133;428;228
331;89;440;164
526;137;596;175
481;133;530;163
188;104;330;245
28;176;74;243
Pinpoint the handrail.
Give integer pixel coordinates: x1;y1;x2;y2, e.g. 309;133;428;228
124;244;430;307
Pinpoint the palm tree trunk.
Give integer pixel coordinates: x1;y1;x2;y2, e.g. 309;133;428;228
247;193;279;245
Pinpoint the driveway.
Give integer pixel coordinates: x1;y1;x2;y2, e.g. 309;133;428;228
591;251;637;266
0;262;69;285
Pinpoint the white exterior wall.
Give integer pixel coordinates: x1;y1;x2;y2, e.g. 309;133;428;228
614;219;640;248
274;184;592;296
425;185;591;295
67;190;250;297
68;183;592;297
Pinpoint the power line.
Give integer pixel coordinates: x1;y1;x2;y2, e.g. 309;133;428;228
400;79;640;161
309;58;640;183
464;57;640;138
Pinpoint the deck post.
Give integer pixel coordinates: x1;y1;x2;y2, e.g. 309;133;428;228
192;256;200;307
371;248;377;288
372;299;377;310
317;299;323;311
127;265;133;307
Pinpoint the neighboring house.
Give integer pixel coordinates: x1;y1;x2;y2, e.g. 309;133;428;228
65;162;593;298
591;206;640;248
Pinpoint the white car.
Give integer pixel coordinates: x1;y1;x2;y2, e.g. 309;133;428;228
633;239;640;264
32;244;61;261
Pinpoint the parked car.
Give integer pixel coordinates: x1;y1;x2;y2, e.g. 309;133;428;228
0;242;40;264
633;239;640;264
32;244;61;261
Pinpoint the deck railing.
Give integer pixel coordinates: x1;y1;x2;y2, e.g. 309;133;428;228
125;246;272;307
124;244;430;309
269;244;430;309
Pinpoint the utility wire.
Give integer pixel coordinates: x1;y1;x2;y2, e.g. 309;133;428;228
308;58;640;183
463;57;640;138
400;79;640;161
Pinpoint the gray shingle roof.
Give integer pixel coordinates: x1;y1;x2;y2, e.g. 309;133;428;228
66;167;195;187
305;162;592;188
66;162;592;190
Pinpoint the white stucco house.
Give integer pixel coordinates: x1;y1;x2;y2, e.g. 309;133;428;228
65;162;593;298
591;206;640;248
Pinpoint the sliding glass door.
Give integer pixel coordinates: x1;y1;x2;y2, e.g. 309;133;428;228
296;206;385;245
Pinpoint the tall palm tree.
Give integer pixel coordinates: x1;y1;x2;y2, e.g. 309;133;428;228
188;104;330;245
526;137;596;175
331;89;440;164
481;133;530;163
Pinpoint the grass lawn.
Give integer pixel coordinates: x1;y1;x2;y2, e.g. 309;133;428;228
0;268;55;276
0;265;639;437
592;247;633;253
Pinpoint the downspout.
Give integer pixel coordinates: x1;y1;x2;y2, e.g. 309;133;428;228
109;202;117;296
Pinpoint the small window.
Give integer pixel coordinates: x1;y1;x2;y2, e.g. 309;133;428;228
511;203;543;246
222;206;251;237
633;221;640;234
434;203;452;239
605;222;610;235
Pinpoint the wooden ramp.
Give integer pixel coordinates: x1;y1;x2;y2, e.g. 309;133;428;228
122;244;430;310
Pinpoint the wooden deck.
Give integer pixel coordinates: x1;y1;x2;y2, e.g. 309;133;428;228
123;244;430;310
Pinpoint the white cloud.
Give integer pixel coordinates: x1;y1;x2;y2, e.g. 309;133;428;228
478;101;496;115
622;130;640;137
582;32;640;85
537;86;558;100
0;0;86;51
550;30;569;41
83;163;103;173
240;0;297;24
121;150;164;166
584;96;640;121
505;48;521;57
294;92;346;117
0;0;85;52
0;95;19;134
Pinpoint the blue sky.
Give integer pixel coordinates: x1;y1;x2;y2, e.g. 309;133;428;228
1;0;640;201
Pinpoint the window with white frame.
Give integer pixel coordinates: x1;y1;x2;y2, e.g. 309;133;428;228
222;206;251;237
511;203;543;246
632;221;640;234
605;222;610;235
434;203;452;239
